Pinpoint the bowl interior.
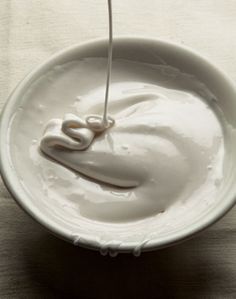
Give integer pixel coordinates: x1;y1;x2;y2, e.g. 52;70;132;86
1;37;236;254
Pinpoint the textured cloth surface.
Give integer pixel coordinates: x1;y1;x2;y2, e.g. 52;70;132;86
0;1;236;298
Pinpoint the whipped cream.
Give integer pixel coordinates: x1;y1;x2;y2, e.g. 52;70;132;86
28;57;225;222
9;58;228;240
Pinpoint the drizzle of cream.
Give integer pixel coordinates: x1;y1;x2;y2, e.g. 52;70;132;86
41;0;114;154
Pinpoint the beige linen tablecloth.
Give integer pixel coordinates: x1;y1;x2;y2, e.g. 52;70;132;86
0;1;235;298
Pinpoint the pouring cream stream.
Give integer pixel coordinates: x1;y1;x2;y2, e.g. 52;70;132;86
39;1;225;222
41;0;114;153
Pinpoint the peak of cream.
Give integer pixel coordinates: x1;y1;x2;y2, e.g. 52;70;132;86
41;113;114;151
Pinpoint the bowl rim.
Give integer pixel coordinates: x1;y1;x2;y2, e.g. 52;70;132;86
1;35;236;254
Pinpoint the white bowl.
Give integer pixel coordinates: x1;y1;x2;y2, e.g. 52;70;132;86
1;37;236;256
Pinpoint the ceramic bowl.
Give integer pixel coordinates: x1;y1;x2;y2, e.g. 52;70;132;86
1;37;236;256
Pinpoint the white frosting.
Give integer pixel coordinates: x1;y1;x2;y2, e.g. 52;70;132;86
8;58;227;251
32;57;224;222
39;82;223;220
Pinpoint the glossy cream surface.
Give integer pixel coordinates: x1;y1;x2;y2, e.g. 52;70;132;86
9;58;225;228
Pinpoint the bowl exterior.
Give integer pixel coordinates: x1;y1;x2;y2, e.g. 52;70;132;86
0;36;236;255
